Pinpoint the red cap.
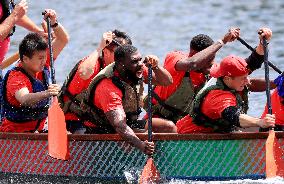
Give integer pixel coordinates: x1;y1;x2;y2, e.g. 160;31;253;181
210;55;249;78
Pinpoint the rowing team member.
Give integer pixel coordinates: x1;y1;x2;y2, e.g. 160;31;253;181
0;0;48;120
0;9;69;132
0;8;278;155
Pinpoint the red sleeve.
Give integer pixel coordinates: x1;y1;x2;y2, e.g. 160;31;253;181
143;51;186;79
67;57;101;95
261;105;268;119
164;51;187;75
153;51;188;101
6;71;32;106
201;90;237;120
94;78;124;113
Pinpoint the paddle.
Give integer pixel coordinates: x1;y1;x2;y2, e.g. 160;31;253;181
262;36;284;178
237;37;282;74
139;64;160;184
44;12;69;160
0;52;19;70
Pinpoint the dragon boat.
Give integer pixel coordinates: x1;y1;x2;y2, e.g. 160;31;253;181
0;132;283;183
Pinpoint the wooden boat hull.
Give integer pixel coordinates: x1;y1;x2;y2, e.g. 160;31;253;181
0;132;283;181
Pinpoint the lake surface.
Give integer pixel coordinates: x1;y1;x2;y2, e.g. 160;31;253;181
3;0;284;183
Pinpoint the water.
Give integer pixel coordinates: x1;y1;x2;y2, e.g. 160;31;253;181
3;0;284;183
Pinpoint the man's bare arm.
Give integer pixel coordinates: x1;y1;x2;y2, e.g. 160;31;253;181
248;78;276;92
106;109;144;149
176;27;240;71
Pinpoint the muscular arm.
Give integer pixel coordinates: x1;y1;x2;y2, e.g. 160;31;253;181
176;27;240;71
255;27;272;56
51;23;69;59
105;109;144;151
146;66;173;86
16;15;42;33
78;48;101;80
15;84;59;106
239;114;262;128
78;31;113;80
15;87;49;106
245;28;272;72
0;12;17;41
248;78;276;92
221;107;275;128
175;42;223;71
0;0;27;41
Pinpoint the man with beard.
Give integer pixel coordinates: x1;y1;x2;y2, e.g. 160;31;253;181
58;30;132;134
81;45;176;155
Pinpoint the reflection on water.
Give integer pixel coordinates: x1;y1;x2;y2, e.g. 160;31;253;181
3;0;284;183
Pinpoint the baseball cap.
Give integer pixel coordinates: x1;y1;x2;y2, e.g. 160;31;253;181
210;55;249;78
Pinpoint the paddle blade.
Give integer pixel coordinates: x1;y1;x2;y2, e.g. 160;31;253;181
48;97;70;160
266;130;284;178
139;158;160;184
274;136;284;177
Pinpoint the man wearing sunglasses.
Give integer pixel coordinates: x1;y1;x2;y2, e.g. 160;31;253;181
59;30;132;134
80;45;176;155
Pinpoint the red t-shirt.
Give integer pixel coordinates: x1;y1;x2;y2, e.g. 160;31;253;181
261;89;284;125
153;51;207;102
0;54;52;133
177;90;237;134
90;67;147;126
64;57;105;121
94;78;124;113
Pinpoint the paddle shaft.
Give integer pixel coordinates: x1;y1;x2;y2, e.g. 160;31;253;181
0;52;19;70
263;38;273;115
237;37;282;75
46;16;56;84
147;64;153;142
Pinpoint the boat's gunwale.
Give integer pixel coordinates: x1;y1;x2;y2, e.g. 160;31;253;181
0;132;283;141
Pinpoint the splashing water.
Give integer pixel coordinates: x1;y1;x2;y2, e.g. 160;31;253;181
124;168;142;183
